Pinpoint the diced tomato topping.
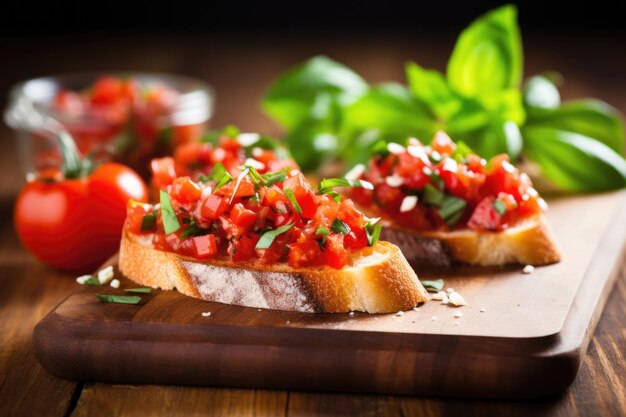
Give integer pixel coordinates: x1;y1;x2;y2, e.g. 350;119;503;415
231;233;260;261
125;201;152;234
289;240;323;268
192;235;217;259
91;76;123;105
215;176;256;199
230;203;257;230
200;194;229;220
430;130;456;155
468;196;502;231
170;177;202;204
322;234;349;269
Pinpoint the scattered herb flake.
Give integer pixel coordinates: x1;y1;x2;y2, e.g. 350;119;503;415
331;218;351;235
420;279;445;292
284;188;303;213
140;212;157;231
94;294;142;305
493;199;507;216
124;288;153;294
318;178;374;194
255;223;295;249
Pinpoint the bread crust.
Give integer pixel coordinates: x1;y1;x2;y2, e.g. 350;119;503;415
379;214;561;267
118;232;429;313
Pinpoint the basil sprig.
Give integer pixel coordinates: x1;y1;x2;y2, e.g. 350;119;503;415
95;294;142;305
125;288;153;294
255;223;295;250
262;5;626;192
365;218;382;247
159;190;180;235
422;185;467;226
283;189;303;214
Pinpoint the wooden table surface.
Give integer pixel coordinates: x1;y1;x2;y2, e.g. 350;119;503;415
1;33;625;417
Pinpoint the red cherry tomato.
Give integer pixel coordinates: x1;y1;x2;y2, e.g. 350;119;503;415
14;163;148;272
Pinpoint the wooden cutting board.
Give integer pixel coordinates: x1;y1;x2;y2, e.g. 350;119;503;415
33;191;626;399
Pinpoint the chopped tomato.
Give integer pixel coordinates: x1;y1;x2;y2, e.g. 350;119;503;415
230;203;257;230
289;240;323;268
322;234;349;269
468;196;502;231
151;157;177;189
231;233;260;261
200;194;229;220
170;177;202;204
215;176;256;199
431;130;456;155
192;235;217;259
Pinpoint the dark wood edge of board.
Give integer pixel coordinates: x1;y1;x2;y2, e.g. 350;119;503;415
32;194;626;399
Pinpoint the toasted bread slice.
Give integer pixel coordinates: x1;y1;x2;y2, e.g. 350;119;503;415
118;231;429;313
379;214;561;267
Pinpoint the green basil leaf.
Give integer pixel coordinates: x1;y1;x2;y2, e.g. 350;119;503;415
261;168;291;187
159;190;181;235
526;99;625;154
95;294;142;305
342;83;436;143
365;222;382;247
451;141;474;162
405;62;460;119
256;223;295;250
492;199;507;216
438;195;467;225
331;218;351;235
315;226;330;243
140;212;156;231
423;184;444;206
283;188;303;214
124;288;153;294
420;279;445;292
214;172;233;190
84;277;101;286
523;75;561;109
480;89;526;126
180;220;207;239
447;5;522;96
318;177;373;194
285;120;340;172
457;119;522;160
209;162;227;182
263;55;367;131
523;126;626;192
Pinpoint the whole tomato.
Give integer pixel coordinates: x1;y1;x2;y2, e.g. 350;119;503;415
14;163;148;272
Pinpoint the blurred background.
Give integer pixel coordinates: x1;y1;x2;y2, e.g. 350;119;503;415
1;0;624;135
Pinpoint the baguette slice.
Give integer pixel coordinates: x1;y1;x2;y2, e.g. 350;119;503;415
119;231;429;313
377;214;561;267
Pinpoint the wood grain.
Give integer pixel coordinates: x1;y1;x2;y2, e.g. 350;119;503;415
1;33;625;416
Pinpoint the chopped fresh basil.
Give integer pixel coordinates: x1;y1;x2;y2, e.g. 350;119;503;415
423;167;444;189
493;199;507;216
140;212;157;231
438;195;467;226
124;288;153;294
209;162;227;181
159;190;181;235
261;168;290;186
370;140;391;156
318;178;374;194
255;223;295;249
331;218;351;235
423;184;445;206
451;141;474;162
365;221;382;246
315;225;330;243
420;279;445;292
180;220;207;238
94;294;142;304
84;277;101;286
283;188;303;214
215;171;233;190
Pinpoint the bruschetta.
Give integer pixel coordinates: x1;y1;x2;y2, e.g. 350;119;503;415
347;131;561;267
119;166;428;313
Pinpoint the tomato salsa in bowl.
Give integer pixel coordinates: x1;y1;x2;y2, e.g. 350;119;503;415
5;72;213;179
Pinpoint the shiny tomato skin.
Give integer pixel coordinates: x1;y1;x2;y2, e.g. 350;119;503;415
192;234;217;259
293;186;318;219
467;196;502;231
230;203;257;230
200;194;229;220
14;163;148;273
170;177;202;204
151;157;177;189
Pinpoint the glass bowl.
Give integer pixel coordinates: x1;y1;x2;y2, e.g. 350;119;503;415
4;72;214;179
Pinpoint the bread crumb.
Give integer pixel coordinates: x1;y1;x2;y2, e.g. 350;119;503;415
349;311;355;317
395;311;404;317
257;308;262;311
110;279;120;289
411;320;416;323
454;321;460;326
441;294;449;305
480;308;487;313
454;311;463;318
446;288;455;293
201;312;212;317
448;291;468;307
286;320;290;324
431;316;437;321
522;265;535;274
431;291;446;301
412;307;420;312
76;275;91;285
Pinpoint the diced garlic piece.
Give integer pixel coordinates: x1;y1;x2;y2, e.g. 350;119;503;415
399;195;418;213
395;311;405;317
237;133;260;147
385;175;404;188
252;147;263;158
441;294;449;305
97;266;114;284
245;158;265;170
349;311;355;317
76;275;91;285
201;311;212;317
448;291;468;306
345;164;366;180
431;291;446;301
522;265;535;274
110;279;120;289
453;311;463;318
387;142;406;155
